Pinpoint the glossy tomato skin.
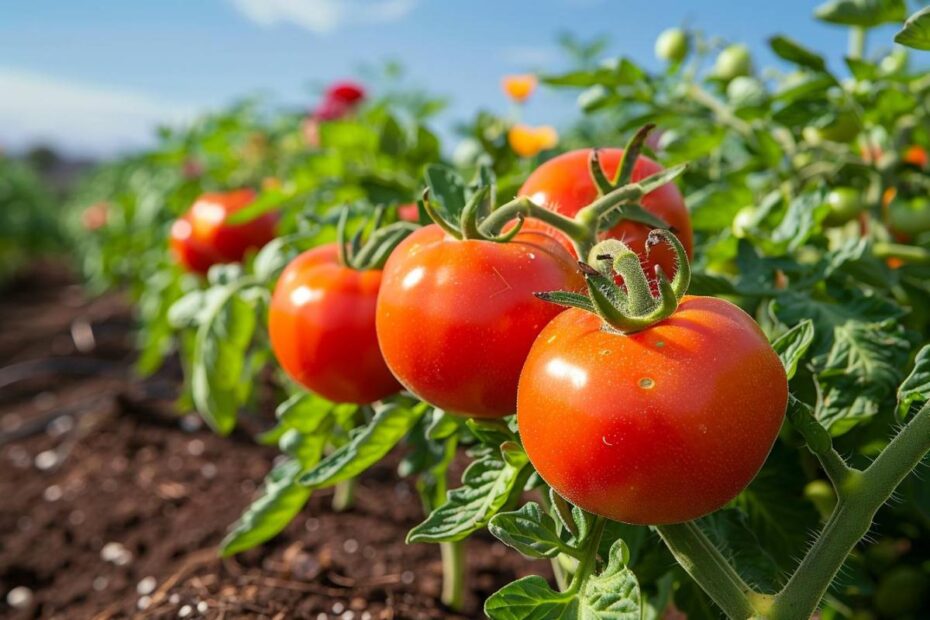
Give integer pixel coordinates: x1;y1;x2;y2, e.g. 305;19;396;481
376;225;584;418
269;244;401;404
170;190;278;275
517;149;693;278
518;296;787;524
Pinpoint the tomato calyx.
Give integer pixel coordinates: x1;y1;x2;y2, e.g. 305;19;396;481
421;185;528;243
336;205;418;271
537;229;691;333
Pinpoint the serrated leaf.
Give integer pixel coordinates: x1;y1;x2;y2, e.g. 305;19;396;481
299;402;426;488
896;6;930;50
407;453;528;543
815;0;906;27
769;35;828;72
489;502;572;559
220;458;313;556
772;320;815;380
484;539;640;619
191;286;257;435
697;510;781;593
424;165;467;221
897;345;930;420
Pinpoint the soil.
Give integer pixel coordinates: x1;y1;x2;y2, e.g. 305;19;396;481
0;262;551;619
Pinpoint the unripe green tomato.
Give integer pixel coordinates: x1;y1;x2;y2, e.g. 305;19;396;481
874;566;927;617
731;206;758;238
880;49;907;74
802;110;861;144
803;480;837;519
713;44;752;81
655;28;689;63
727;76;766;108
889;197;930;236
823;187;865;226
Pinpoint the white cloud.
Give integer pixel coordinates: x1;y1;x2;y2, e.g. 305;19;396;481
0;68;199;157
229;0;419;34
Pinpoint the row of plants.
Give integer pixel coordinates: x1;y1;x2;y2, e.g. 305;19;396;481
66;3;930;617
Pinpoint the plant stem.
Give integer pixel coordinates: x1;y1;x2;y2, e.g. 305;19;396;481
769;402;930;619
848;26;866;60
873;242;930;265
331;478;356;512
440;540;465;611
567;516;608;595
479;197;593;252
688;84;754;138
656;522;766;619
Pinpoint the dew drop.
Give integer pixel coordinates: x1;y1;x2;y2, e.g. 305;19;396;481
638;377;656;390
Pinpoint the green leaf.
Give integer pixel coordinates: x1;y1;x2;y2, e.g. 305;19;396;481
299;402;426;488
220;459;312;556
167;290;206;329
896;6;930;50
424;165;467;221
687;183;754;232
484;539;641;619
378;115;406;157
769;35;828;72
276;392;337;434
407;452;529;543
697;510;781;593
489;502;573;559
191;286;258;435
772;320;815;380
897;345;930;420
815;0;906;27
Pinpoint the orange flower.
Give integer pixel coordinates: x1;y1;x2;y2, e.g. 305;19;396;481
508;124;559;158
501;74;538;103
904;145;928;168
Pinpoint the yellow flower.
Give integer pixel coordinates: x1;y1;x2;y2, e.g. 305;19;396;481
501;74;538;103
508;124;559;158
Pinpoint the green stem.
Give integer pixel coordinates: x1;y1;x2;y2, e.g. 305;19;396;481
567;517;608;595
769;402;930;619
479;197;594;254
656;522;767;619
551;557;571;592
440;540;465;611
331;478;356;512
873;242;930;265
848;26;866;60
688;84;753;138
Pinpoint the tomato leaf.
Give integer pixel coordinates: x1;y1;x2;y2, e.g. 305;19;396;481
275;392;337;434
484;539;641;619
897;345;930;420
772;320;815;380
407;451;530;543
814;0;906;27
896;6;930;50
424;165;467;222
191;284;259;435
697;509;781;592
488;502;575;559
769;35;828;73
299;401;426;488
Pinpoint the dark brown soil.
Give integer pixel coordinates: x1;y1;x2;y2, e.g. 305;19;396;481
0;263;550;619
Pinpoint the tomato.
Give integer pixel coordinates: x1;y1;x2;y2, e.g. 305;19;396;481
903;145;928;168
81;202;109;231
655;28;689;63
269;244;401;404
803;110;861;144
170;190;278;275
376;226;583;418
889;197;930;237
713;44;752;81
397;203;420;223
517;149;693;278
517;296;787;524
874;567;927;617
824;187;865;226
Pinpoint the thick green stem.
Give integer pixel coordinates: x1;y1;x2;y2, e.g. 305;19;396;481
848;26;866;60
567;517;608;595
440;541;465;611
479;197;594;254
688;84;753;138
656;522;767;619
873;242;930;265
331;478;356;512
769;402;930;619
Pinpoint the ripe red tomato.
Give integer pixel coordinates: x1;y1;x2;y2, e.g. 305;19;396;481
269;244;401;404
169;190;278;274
517;296;787;524
517;149;693;277
376;225;584;418
397;203;420;223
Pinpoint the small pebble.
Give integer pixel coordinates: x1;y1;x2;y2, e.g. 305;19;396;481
362;546;376;559
136;576;157;595
316;614;328;620
169;593;180;604
361;612;373;620
197;601;208;613
7;446;31;469
69;510;85;526
332;601;345;614
343;539;359;554
201;463;217;479
137;595;151;610
47;415;74;437
178;603;192;617
342;612;355;620
186;439;205;456
44;485;63;502
101;542;133;566
305;518;320;532
34;450;59;471
93;577;109;591
401;571;415;585
180;415;202;432
6;586;33;609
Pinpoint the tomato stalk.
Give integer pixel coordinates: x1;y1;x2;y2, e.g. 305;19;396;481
565;516;607;596
332;478;356;512
336;206;418;270
873;241;930;265
440;541;465;611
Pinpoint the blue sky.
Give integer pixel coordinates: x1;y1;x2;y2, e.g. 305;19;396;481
0;0;907;157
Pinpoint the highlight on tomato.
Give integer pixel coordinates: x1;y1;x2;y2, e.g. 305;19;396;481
376;189;583;418
169;189;278;274
269;208;414;404
517;145;693;277
518;231;787;524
